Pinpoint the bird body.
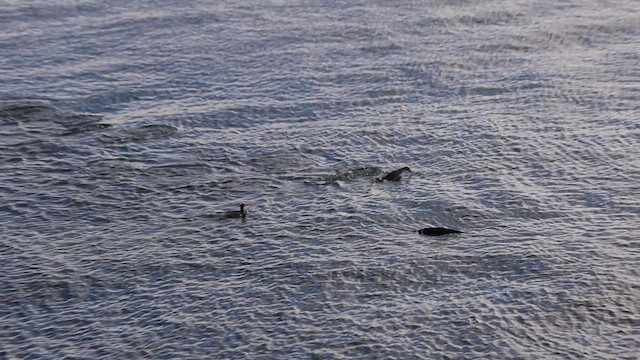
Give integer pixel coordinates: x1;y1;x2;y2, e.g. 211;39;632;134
379;166;412;181
223;204;246;218
418;227;463;236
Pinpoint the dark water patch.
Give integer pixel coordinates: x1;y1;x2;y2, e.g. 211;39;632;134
0;2;107;23
81;87;174;113
476;42;533;54
359;42;403;54
246;149;319;176
144;163;212;177
61;121;112;136
437;253;547;281
165;180;224;194
85;158;147;176
208;104;320;128
204;95;429;130
455;11;525;27
5;139;72;158
101;124;177;144
299;253;547;296
0;100;110;138
0;100;61;124
90;8;222;42
57;114;111;135
300;166;384;185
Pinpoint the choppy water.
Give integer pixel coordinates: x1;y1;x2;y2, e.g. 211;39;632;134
1;0;639;358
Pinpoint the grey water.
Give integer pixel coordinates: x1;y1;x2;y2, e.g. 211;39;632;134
1;0;639;358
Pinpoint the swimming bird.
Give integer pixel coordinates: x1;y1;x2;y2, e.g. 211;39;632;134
379;166;412;181
223;204;246;218
418;227;463;236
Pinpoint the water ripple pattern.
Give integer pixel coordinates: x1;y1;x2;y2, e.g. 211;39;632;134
1;1;638;359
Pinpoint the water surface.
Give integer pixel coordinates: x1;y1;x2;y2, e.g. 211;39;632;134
1;0;639;358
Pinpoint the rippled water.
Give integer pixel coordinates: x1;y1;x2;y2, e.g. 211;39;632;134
1;0;639;358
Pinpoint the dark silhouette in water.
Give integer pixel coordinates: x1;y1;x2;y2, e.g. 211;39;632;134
224;204;246;218
418;227;463;236
379;166;412;181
